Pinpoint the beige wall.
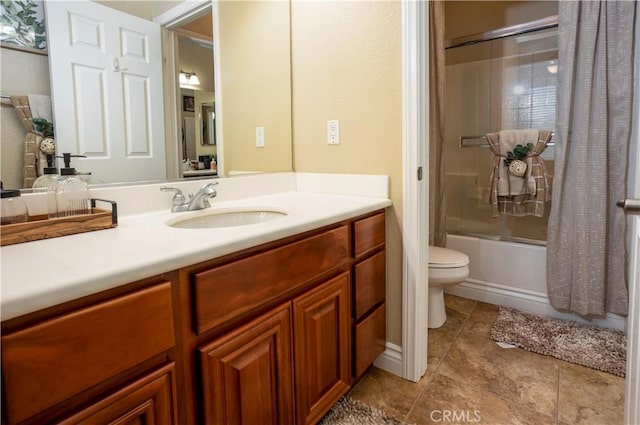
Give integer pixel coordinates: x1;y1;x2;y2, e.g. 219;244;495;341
218;1;292;174
178;37;215;93
0;48;51;189
99;0;185;20
94;0;153;19
290;1;404;346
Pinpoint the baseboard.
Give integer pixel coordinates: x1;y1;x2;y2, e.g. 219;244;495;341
446;278;627;332
373;342;403;377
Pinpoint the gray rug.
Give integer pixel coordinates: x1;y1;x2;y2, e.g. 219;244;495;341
319;396;407;425
490;306;627;377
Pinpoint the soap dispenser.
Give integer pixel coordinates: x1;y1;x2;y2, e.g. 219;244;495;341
56;153;90;217
32;154;61;218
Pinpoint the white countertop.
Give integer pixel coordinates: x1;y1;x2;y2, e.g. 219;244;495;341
1;173;391;321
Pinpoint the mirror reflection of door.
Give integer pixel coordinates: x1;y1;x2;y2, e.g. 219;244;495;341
183;116;196;160
176;12;216;176
201;103;216;146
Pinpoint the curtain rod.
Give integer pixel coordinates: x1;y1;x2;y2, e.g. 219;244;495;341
459;134;556;148
446;15;559;49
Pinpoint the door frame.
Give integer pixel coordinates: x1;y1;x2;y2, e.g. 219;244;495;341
402;1;640;413
154;0;224;177
401;1;429;382
624;12;640;424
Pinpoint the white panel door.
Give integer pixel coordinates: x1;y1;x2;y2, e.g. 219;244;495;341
45;1;166;184
183;117;196;161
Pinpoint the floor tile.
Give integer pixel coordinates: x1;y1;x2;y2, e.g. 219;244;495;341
461;301;500;337
428;308;467;362
348;366;427;421
558;361;625;425
352;295;626;425
444;293;477;316
436;332;559;419
405;373;557;425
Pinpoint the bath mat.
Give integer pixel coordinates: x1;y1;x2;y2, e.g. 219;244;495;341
490;306;627;377
319;396;408;425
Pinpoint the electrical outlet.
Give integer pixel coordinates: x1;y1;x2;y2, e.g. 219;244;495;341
256;126;265;147
327;120;340;145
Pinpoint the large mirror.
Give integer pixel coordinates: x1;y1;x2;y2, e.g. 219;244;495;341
0;0;293;189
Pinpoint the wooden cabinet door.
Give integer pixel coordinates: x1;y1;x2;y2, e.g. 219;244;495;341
198;304;294;425
59;363;178;425
293;273;351;425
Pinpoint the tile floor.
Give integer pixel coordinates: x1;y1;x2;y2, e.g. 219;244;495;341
348;294;626;425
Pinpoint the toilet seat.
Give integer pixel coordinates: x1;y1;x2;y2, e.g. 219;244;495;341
429;246;469;269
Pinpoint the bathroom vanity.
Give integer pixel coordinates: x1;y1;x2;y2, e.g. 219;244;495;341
0;173;390;425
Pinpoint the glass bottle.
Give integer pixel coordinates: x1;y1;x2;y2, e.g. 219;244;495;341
56;154;90;217
1;182;29;225
32;154;60;218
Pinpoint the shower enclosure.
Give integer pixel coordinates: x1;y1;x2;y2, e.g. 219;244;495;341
445;17;558;244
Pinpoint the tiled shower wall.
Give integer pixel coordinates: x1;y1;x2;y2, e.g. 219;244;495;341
445;27;558;243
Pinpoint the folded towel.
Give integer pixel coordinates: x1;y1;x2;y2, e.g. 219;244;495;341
27;94;52;122
486;129;553;217
496;129;538;196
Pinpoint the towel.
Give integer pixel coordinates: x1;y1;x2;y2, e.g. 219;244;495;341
495;129;538;196
27;94;53;178
486;129;553;217
10;95;53;187
27;94;52;122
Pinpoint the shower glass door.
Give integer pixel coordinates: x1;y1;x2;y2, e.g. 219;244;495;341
445;26;558;244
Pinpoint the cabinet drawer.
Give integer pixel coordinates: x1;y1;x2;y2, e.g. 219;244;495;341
354;250;385;320
353;212;385;258
2;283;175;425
354;304;386;379
193;225;349;335
59;363;178;425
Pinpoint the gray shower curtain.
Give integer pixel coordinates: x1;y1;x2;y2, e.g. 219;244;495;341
547;0;636;316
429;0;446;247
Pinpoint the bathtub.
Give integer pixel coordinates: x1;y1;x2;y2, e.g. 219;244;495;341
444;234;627;331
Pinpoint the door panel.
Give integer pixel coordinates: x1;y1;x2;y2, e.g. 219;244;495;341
293;273;351;425
198;304;294;425
45;1;165;184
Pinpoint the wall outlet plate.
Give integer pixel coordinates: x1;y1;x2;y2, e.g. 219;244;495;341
256;126;265;148
327;120;340;144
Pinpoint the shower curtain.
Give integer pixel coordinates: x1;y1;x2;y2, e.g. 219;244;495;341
547;0;636;316
429;0;446;247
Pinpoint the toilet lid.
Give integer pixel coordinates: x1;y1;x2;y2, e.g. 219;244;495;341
429;246;469;268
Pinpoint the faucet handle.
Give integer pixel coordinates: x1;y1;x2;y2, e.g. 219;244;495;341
160;186;186;205
201;181;219;190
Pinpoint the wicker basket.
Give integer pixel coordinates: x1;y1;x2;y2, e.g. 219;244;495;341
508;159;528;177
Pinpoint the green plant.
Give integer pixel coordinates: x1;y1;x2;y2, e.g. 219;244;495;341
0;0;47;50
32;117;54;138
503;143;533;167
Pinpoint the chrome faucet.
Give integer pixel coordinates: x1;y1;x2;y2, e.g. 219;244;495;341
160;182;218;212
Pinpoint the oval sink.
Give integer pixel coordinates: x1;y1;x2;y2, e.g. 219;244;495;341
167;208;287;229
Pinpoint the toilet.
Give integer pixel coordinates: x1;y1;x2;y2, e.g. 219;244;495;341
428;246;470;328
